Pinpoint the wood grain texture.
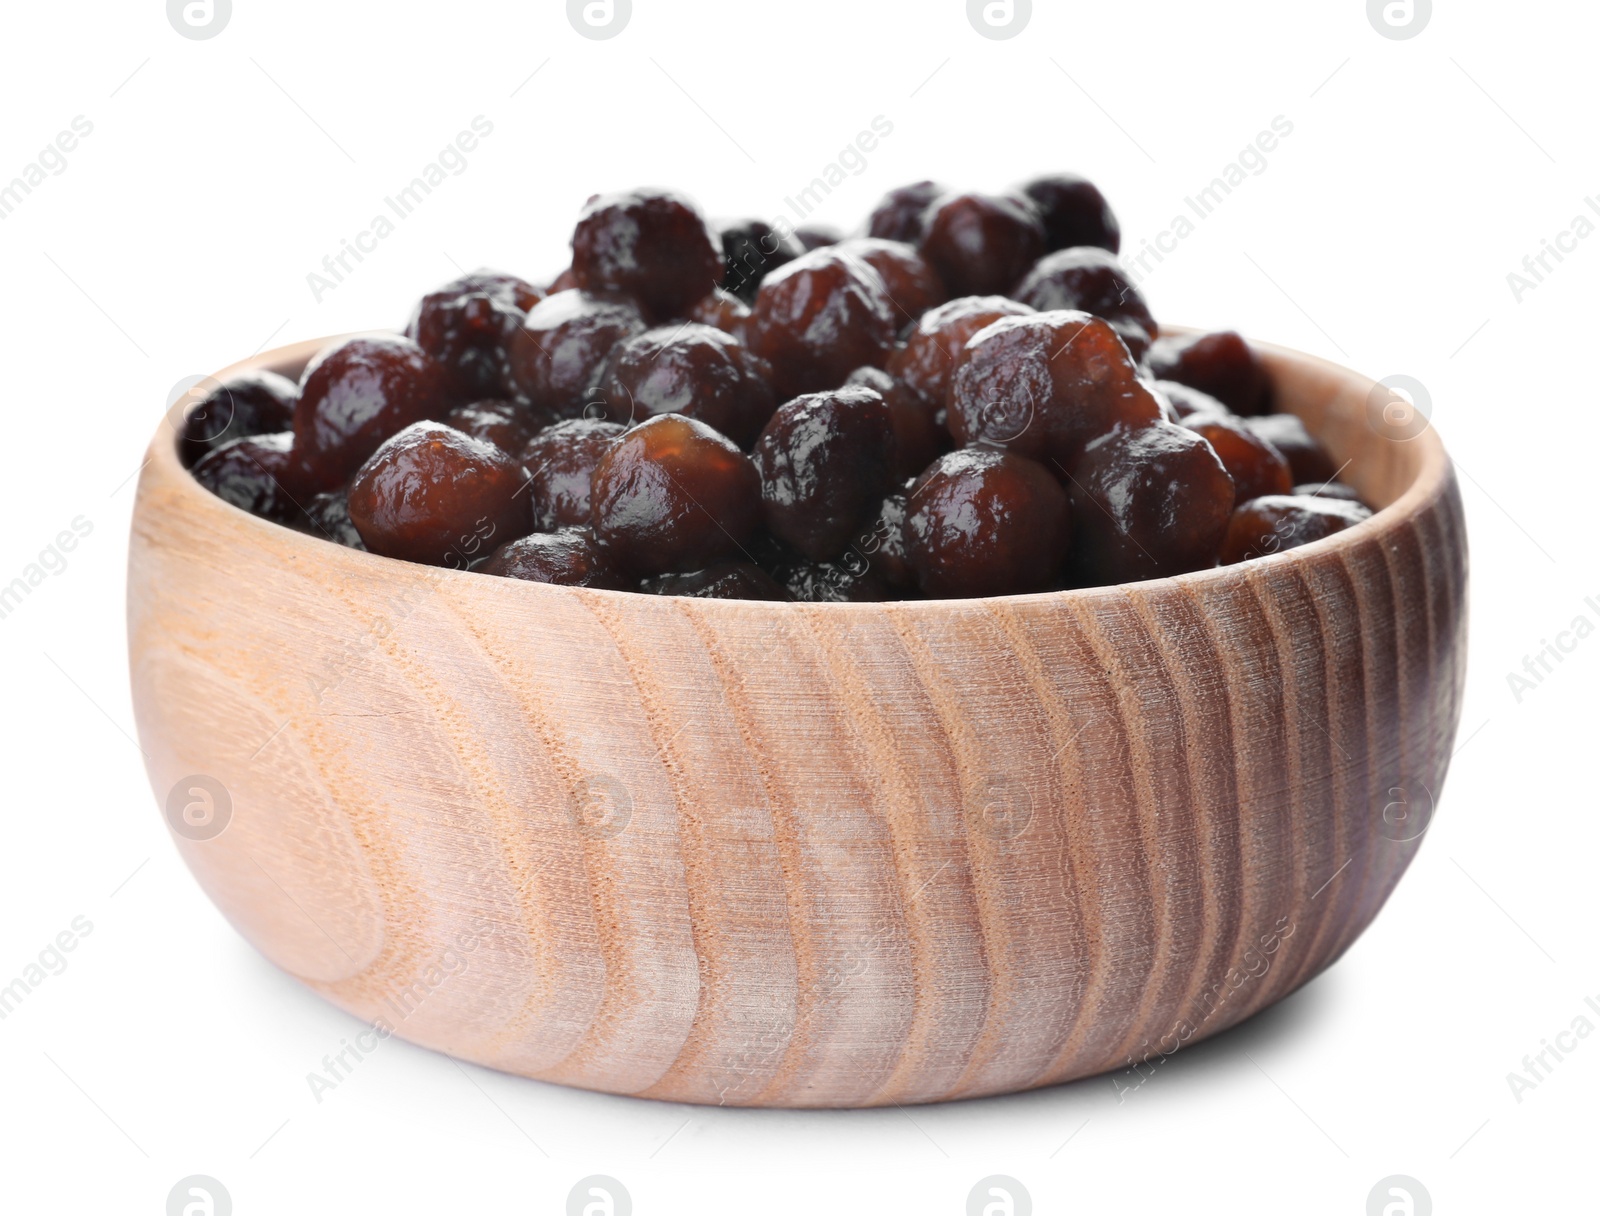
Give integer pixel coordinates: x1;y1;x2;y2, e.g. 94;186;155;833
127;333;1468;1107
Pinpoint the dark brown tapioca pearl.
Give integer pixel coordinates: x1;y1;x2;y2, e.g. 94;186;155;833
885;295;1035;410
192;432;306;525
299;488;366;550
747;247;898;399
1012;247;1157;361
1241;413;1338;485
520;418;625;531
643;562;791;600
1066;421;1235;585
1294;481;1364;503
866;180;948;243
948;310;1162;467
1220;494;1374;565
687;288;752;337
1017;173;1122;253
480;528;631;588
793;223;844;251
718;218;806;303
766;550;892;602
571;188;723;323
1147;330;1272;415
852;488;915;590
845;366;948;481
753;386;898;561
443;399;549;455
905;449;1071;598
504;290;645;418
348;421;533;567
596;325;776;448
292;334;451;493
918;191;1046;298
1153;379;1229;420
178;370;299;469
589;414;761;576
832;238;947;325
406;270;543;400
1181;411;1292;503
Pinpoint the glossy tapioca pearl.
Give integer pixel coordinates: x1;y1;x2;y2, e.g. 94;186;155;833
1012;247;1157;361
504;290;645;418
746;247;898;399
480;528;631;588
947;310;1163;468
850;486;916;590
292;334;452;493
595;325;776;448
519;417;625;531
406;269;543;400
687;288;752;337
589;414;762;576
1146;329;1273;415
904;448;1072;598
442;398;550;455
1016;172;1121;253
571;188;724;323
1065;420;1235;586
752;385;899;561
844;366;949;482
763;547;893;602
885;295;1035;411
1181;411;1293;503
1152;379;1229;420
1241;413;1339;485
831;238;947;325
191;432;306;525
1219;494;1373;565
917;191;1047;298
718;218;805;303
348;421;533;567
298;488;366;550
643;561;791;600
177;370;299;469
865;179;949;244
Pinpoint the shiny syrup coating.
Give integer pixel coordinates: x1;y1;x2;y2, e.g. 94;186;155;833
844;366;948;481
1017;173;1122;253
948;310;1162;467
1220;494;1373;564
889;294;1036;412
348;421;533;567
747;247;897;399
442;398;548;455
1181;410;1293;503
1146;330;1272;415
853;486;915;589
504;290;645;418
866;180;948;243
178;370;299;469
480;528;631;588
589;413;761;576
1152;379;1228;420
1242;413;1338;485
832;238;947;325
719;218;805;303
753;385;899;561
299;488;366;550
917;191;1046;298
885;295;1035;410
687;288;751;336
596;324;776;448
191;432;304;525
520;418;625;531
405;269;542;400
904;448;1071;598
292;334;451;493
644;562;790;600
571;188;723;323
1066;420;1235;585
1012;247;1157;361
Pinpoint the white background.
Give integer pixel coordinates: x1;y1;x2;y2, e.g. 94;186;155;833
1;0;1595;1212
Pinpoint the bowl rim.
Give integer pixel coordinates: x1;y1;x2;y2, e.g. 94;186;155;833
144;329;1456;613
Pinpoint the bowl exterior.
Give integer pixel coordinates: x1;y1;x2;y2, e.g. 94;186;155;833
128;338;1467;1107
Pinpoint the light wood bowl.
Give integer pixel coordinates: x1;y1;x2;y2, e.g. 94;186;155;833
128;332;1466;1107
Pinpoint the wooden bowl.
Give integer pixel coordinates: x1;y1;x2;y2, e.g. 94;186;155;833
128;333;1466;1108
